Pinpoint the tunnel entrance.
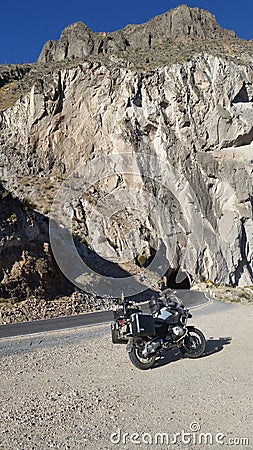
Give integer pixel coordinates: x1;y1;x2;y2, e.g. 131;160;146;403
167;269;191;289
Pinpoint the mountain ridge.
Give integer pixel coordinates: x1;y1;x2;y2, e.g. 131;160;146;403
38;5;240;63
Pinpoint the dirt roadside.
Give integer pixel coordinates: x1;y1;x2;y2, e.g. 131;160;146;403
0;299;252;450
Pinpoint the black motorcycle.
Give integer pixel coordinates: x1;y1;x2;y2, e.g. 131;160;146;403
111;293;206;370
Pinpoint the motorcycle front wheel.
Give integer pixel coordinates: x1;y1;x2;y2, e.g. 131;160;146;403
181;327;206;358
128;348;156;370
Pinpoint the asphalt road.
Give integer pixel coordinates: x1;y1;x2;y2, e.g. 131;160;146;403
0;290;209;339
1;289;252;450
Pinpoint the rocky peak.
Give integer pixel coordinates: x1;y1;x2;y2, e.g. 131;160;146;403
122;4;235;43
38;5;237;63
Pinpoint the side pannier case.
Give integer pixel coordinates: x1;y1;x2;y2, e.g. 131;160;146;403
130;313;155;337
111;322;129;344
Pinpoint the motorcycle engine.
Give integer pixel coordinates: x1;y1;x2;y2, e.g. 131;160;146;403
172;326;185;338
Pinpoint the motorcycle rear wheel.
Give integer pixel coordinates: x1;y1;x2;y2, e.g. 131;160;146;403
128;348;156;370
181;327;206;358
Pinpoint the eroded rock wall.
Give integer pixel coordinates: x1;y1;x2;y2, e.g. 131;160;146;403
0;54;253;288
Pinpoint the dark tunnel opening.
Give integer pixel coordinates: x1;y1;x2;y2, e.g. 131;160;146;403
167;269;191;290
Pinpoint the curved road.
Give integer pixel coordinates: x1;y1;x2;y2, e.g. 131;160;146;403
0;290;209;339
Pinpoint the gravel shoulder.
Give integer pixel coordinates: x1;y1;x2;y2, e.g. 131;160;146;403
0;299;252;450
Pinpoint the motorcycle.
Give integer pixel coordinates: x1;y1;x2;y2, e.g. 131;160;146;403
111;292;206;370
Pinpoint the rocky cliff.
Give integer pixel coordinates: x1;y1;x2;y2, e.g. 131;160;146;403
0;5;253;301
38;5;236;63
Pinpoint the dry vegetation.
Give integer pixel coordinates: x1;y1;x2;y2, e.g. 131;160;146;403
194;282;253;305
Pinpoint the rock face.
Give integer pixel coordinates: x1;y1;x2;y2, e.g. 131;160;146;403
38;5;236;63
0;183;74;300
0;64;32;89
0;5;253;298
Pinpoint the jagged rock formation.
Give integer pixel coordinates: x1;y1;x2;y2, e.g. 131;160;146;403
38;5;236;63
37;5;253;70
0;5;253;299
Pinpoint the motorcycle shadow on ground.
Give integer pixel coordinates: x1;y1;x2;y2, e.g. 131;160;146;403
152;337;232;369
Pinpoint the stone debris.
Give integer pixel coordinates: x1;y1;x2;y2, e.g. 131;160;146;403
0;292;117;324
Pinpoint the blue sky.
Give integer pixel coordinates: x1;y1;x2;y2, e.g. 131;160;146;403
1;0;252;64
